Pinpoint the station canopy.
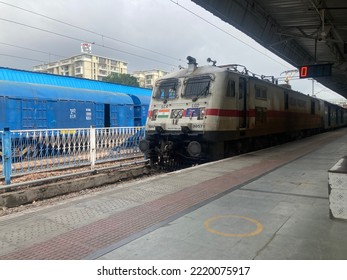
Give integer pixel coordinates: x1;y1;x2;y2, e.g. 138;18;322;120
192;0;347;98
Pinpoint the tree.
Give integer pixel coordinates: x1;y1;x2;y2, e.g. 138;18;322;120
103;73;139;87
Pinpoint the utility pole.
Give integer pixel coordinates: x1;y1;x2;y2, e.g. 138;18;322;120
310;78;315;97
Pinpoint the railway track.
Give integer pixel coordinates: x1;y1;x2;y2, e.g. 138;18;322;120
0;148;204;213
0;163;164;217
0;154;145;186
0;156;159;209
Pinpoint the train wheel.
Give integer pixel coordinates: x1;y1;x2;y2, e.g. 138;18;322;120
148;150;159;166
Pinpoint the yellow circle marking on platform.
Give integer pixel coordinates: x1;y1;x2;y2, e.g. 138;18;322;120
204;215;263;237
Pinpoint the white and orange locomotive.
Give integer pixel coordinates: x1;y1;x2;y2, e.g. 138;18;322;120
140;56;347;165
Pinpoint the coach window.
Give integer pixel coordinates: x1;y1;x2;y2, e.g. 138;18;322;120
341;110;344;123
226;80;235;97
154;79;178;100
255;85;267;100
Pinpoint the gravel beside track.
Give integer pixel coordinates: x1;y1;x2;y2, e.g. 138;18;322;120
0;156;145;186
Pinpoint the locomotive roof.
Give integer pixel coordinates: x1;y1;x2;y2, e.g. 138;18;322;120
0;67;151;97
158;64;226;81
156;63;280;85
0;81;134;104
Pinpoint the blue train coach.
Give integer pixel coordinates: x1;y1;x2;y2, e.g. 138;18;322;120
0;81;136;130
0;67;152;129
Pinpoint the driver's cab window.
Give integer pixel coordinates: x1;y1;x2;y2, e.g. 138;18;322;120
154;79;178;100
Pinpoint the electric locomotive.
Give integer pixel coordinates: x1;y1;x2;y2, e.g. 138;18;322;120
140;56;347;165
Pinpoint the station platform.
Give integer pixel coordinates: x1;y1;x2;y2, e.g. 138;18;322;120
0;128;347;260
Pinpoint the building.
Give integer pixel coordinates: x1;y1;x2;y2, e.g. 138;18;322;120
132;69;169;89
33;54;128;81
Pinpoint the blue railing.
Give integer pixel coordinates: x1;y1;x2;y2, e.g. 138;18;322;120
0;126;145;185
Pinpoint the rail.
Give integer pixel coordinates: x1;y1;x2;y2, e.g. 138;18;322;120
0;126;145;184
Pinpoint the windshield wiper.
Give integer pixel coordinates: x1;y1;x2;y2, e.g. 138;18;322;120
192;84;209;101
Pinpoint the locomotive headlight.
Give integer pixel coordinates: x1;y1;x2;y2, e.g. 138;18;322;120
198;107;205;120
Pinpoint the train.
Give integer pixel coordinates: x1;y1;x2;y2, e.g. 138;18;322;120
0;67;152;129
139;56;347;165
0;81;150;129
0;68;152;159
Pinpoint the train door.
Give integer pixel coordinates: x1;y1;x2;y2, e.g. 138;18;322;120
22;99;47;129
311;100;315;115
328;105;331;127
95;103;104;127
104;104;110;127
3;98;21;130
284;92;289;110
238;77;247;128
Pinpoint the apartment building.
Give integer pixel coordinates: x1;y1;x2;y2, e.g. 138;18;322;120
33;54;128;81
132;69;169;89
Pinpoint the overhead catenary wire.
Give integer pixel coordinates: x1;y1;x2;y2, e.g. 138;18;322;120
0;42;66;60
0;0;183;63
1;0;289;70
0;17;178;68
168;0;291;69
167;1;344;99
0;53;46;63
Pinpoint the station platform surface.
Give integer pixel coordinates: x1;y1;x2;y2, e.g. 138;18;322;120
0;128;347;260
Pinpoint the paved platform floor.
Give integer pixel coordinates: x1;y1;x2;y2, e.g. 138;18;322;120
0;128;346;260
98;129;347;260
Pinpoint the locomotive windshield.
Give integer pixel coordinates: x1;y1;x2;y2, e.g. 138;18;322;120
184;76;211;99
154;79;178;100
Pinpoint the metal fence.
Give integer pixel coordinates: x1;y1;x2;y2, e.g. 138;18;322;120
0;126;145;184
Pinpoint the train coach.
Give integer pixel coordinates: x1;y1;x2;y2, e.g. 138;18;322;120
0;81;140;130
0;67;151;130
139;56;347;165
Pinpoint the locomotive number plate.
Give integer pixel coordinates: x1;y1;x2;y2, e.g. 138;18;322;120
192;124;204;129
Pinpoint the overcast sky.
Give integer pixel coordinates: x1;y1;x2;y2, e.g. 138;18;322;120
0;0;344;100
